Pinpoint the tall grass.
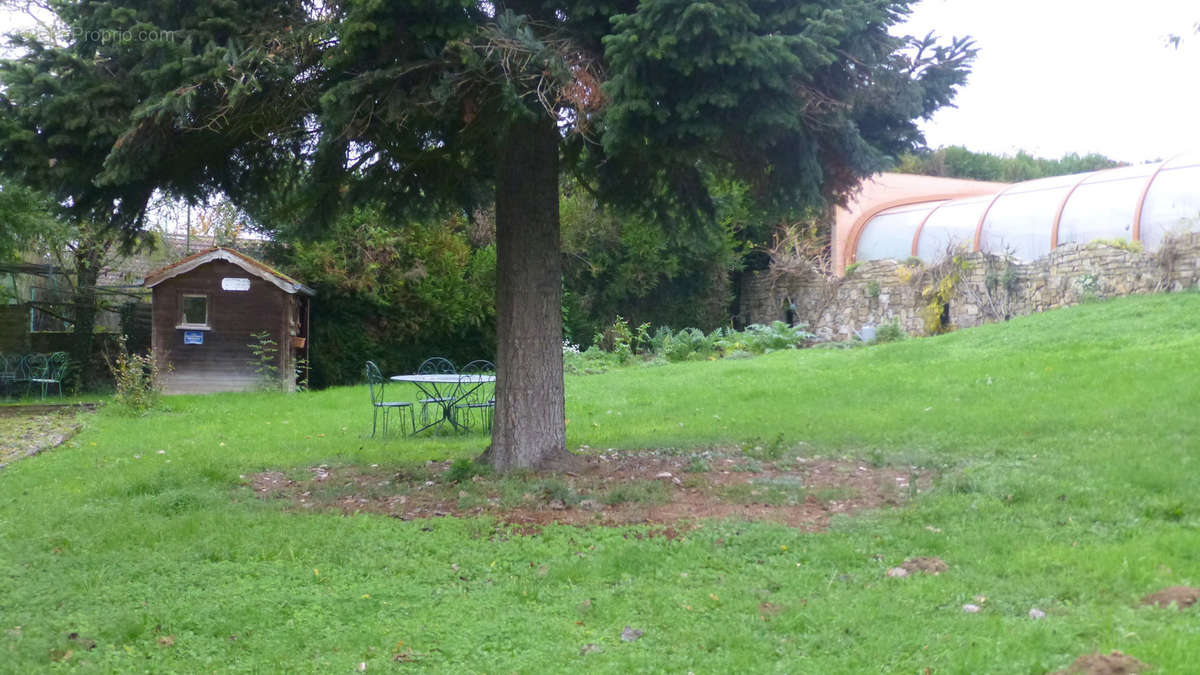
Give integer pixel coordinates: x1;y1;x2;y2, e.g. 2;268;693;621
1;293;1198;672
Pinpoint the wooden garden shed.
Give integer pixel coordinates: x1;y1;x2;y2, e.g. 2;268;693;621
143;247;314;394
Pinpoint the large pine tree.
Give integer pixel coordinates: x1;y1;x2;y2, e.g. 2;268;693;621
1;0;973;469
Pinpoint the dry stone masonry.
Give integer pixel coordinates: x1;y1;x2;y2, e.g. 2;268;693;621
741;233;1200;340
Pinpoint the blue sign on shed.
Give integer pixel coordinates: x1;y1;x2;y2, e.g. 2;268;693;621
183;330;204;345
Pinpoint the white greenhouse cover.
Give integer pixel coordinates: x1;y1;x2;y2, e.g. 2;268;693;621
851;153;1200;265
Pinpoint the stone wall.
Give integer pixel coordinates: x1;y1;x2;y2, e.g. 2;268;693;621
740;233;1200;340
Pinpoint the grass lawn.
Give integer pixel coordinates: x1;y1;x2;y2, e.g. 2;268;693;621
2;293;1199;672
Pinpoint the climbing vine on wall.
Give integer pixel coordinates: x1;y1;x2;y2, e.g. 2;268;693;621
899;247;972;335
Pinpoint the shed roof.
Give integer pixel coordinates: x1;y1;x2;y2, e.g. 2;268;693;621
142;247;315;296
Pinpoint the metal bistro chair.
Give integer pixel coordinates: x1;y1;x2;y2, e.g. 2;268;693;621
415;357;456;427
366;361;415;438
31;352;69;399
453;360;495;432
20;354;47;399
0;354;15;398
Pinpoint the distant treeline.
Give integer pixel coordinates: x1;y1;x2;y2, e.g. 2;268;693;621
895;146;1125;182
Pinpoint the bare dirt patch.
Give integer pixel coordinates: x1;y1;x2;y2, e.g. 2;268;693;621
1140;586;1199;610
901;556;949;575
1051;650;1149;675
0;406;89;469
247;450;928;530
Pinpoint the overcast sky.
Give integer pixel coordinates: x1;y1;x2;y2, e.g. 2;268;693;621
896;0;1200;164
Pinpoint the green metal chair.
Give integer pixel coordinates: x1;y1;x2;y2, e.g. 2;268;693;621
366;361;414;438
0;354;15;398
416;357;456;426
31;352;68;399
453;360;495;432
20;354;47;399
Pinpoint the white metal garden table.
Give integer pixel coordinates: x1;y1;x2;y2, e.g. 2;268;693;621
390;373;495;434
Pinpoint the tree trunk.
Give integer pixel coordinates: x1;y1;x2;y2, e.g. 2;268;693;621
485;114;571;471
70;241;103;392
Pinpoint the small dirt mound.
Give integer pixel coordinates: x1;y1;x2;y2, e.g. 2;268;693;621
1140;586;1199;610
901;556;948;575
1051;650;1148;675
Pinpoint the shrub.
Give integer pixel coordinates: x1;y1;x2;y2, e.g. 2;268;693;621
569;320;815;371
265;207;496;388
741;321;814;353
445;458;488;484
104;336;164;414
873;321;906;343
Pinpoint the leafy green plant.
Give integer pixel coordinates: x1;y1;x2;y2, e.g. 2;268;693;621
103;336;164;414
665;327;708;362
534;478;580;505
248;331;280;391
573;320;815;371
563;344;617;375
744;433;789;460
634;322;652;355
444;458;488;484
294;356;310;393
873;321;906;343
741;321;814;353
865;280;880;298
984;265;1019;295
1089;237;1143;253
1079;273;1100;294
602;480;669;505
595;315;635;363
909;249;970;334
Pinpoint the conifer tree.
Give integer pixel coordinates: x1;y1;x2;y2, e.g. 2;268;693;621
1;1;973;468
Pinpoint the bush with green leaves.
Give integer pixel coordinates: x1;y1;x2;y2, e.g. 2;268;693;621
559;178;755;345
873;321;907;344
103;336;163;414
572;319;814;371
563;343;619;375
266;205;496;387
444;458;488;484
741;321;814;353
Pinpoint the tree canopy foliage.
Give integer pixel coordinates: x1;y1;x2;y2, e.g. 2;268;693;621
560;177;768;342
0;0;974;468
895;146;1123;183
0;179;55;262
267;206;497;389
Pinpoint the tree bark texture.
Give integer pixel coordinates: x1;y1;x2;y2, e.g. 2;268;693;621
487;114;568;471
70;242;103;392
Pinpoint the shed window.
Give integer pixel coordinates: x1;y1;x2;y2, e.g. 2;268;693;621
180;294;210;328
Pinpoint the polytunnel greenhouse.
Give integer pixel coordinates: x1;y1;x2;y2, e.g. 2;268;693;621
845;153;1200;267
